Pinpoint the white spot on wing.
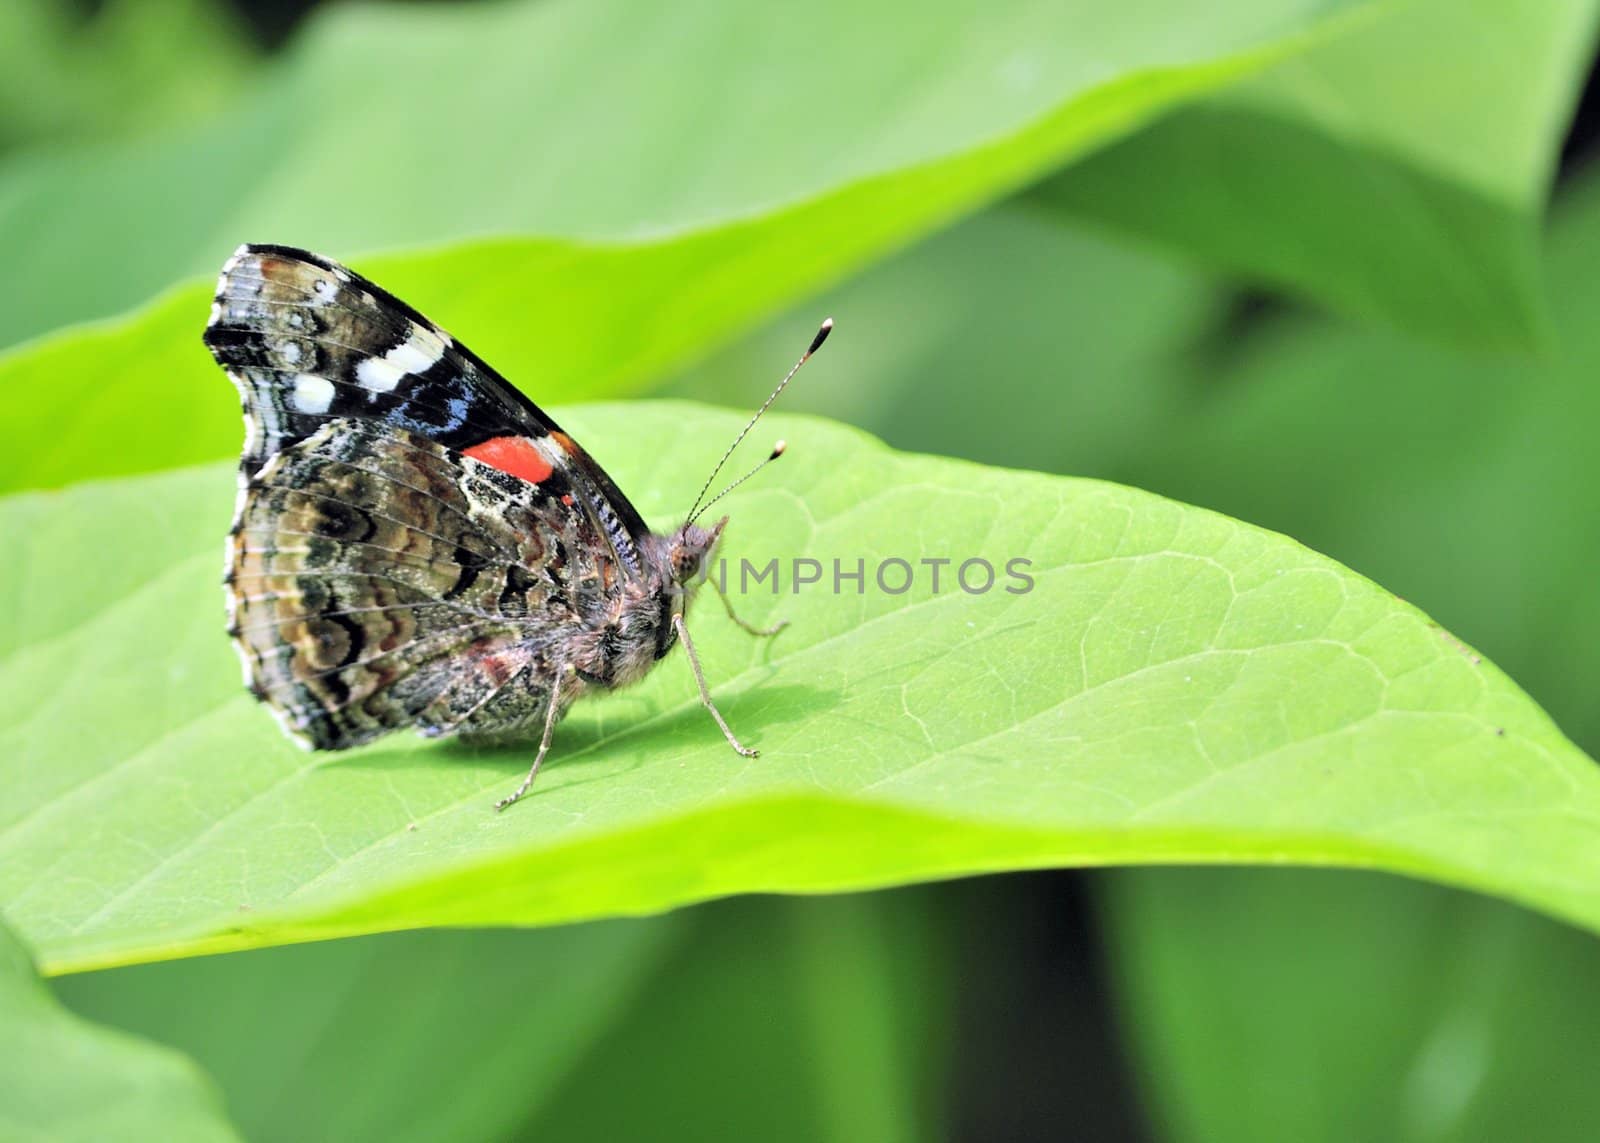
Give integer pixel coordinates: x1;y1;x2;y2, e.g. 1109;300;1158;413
355;327;446;392
390;330;444;373
356;355;407;392
291;373;335;413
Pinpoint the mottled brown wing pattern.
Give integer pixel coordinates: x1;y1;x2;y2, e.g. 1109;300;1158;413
227;421;612;749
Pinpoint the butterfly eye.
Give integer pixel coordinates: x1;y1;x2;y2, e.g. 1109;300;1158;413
672;549;701;583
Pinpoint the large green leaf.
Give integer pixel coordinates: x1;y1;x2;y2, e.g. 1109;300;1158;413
663;201;1218;479
4;401;1599;974
1129;173;1600;763
674;171;1600;761
57;895;949;1142
0;0;1391;497
0;211;1197;495
1082;165;1600;1143
1036;0;1599;348
56;918;683;1143
517;894;953;1142
0;916;240;1141
683;123;1600;1143
1106;869;1600;1143
0;0;1374;351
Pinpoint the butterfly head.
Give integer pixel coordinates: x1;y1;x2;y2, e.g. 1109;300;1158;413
669;515;727;587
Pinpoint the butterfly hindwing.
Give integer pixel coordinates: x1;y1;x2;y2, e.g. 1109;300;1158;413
227;421;603;748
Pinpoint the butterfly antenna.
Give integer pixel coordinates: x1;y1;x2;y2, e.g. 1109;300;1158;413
693;441;787;520
687;318;832;524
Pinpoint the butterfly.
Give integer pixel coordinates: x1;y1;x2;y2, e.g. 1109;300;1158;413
203;244;829;809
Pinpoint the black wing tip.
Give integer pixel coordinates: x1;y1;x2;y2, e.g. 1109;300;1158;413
231;242;333;266
218;243;349;288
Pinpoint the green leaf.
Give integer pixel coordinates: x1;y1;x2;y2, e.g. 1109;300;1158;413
663;200;1220;479
677;171;1600;757
751;138;1600;1141
518;894;953;1143
4;401;1600;974
680;131;1600;1142
0;0;254;154
1107;869;1600;1142
1035;0;1599;349
1129;171;1600;762
56;919;683;1143
1079;178;1600;1139
0;916;241;1141
0;0;1375;350
56;895;949;1142
0;214;1199;495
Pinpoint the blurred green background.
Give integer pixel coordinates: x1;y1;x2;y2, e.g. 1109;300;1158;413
7;0;1600;1138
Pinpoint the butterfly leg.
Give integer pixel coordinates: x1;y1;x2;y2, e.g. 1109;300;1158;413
494;662;569;811
673;613;759;757
710;575;788;638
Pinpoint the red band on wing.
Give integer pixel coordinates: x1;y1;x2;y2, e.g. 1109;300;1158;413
463;436;554;484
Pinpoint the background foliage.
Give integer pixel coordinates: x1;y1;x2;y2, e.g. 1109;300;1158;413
4;0;1600;1138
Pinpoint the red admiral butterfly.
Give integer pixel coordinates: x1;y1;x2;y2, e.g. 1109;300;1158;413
203;244;829;810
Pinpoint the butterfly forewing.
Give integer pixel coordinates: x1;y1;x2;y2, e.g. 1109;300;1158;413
205;244;655;560
204;244;557;468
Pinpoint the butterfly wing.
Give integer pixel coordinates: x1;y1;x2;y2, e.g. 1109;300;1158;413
204;244;685;749
228;420;605;748
203;243;655;575
206;244;549;471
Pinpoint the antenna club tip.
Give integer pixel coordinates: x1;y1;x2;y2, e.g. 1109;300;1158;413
808;318;833;355
771;439;787;459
